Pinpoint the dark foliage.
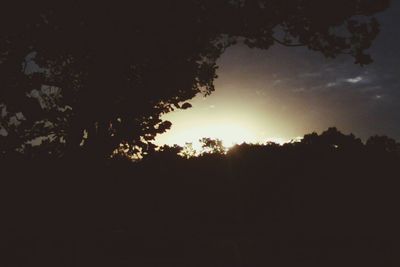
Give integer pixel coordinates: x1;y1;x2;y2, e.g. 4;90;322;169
2;128;399;266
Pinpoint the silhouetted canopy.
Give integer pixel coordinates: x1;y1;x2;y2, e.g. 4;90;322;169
0;0;389;159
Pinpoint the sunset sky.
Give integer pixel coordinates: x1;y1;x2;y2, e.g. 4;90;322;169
155;1;400;148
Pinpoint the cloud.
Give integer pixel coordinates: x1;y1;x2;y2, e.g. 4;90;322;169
326;82;337;88
346;76;363;83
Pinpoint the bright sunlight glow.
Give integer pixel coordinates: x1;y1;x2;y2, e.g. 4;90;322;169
155;120;259;152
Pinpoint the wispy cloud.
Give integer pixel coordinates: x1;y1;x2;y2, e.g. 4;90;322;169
326;82;337;88
272;79;282;86
346;76;363;83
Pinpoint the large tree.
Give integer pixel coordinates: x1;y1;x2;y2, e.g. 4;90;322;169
0;0;390;160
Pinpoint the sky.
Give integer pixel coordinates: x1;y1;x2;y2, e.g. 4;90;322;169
155;1;400;148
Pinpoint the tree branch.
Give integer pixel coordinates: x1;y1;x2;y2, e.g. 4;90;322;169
272;37;305;47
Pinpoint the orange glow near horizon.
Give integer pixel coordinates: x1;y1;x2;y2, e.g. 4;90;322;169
155;120;258;150
153;93;299;152
154;115;296;151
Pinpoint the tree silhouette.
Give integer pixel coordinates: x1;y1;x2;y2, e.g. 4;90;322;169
200;138;226;155
366;135;399;153
0;1;389;160
180;142;197;158
301;127;363;150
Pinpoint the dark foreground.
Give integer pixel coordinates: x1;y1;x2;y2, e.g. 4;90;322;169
2;137;400;266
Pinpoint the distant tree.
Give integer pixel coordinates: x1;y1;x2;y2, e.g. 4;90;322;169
141;144;184;162
180;143;197;159
227;142;269;159
200;138;226;155
0;1;389;160
301;132;321;146
366;135;398;153
320;127;363;149
301;127;363;150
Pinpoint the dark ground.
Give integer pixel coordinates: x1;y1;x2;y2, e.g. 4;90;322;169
1;133;400;266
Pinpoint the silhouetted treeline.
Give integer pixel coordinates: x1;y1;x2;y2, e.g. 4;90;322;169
2;128;399;266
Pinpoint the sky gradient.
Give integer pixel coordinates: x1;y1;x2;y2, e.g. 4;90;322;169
156;1;400;148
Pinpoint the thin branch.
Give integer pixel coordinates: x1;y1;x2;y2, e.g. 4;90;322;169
272;37;305;47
